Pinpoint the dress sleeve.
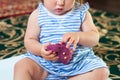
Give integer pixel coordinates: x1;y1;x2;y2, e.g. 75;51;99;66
80;2;90;22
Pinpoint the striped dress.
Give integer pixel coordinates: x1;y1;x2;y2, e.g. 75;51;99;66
25;2;107;80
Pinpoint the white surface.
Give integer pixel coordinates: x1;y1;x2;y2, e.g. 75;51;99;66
0;55;26;80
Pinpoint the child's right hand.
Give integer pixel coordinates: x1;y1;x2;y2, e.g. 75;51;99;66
40;43;59;61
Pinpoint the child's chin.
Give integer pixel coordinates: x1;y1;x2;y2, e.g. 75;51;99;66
54;11;66;15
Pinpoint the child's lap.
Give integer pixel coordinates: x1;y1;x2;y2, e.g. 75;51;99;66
25;52;107;78
0;53;108;80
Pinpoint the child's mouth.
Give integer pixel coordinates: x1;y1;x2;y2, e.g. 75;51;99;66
56;8;63;12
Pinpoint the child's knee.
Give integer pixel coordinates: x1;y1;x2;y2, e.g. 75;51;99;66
14;58;48;80
103;68;110;79
94;68;110;80
14;58;33;74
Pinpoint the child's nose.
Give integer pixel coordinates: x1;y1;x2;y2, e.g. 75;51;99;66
56;0;64;6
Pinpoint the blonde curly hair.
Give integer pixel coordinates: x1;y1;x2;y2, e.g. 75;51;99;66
76;0;84;4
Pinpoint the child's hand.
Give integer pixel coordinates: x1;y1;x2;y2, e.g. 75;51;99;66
61;32;80;50
40;43;59;61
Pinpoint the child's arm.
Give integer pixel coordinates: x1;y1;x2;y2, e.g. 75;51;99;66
61;11;99;50
24;9;58;61
78;11;99;46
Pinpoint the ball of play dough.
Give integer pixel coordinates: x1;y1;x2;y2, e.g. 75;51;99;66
46;43;72;64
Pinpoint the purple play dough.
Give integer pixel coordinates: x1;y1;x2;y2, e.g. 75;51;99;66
46;43;72;64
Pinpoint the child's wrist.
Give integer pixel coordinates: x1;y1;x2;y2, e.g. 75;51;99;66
39;44;43;56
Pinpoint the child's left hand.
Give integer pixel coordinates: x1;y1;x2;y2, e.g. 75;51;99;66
61;32;80;50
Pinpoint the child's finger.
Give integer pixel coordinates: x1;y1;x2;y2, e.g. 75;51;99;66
70;49;73;54
73;41;78;51
73;37;79;50
73;44;77;51
44;42;51;49
51;56;59;61
43;50;52;56
61;34;70;43
46;53;59;61
66;38;74;48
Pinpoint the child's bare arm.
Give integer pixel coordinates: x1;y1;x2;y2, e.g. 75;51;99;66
24;9;58;61
78;11;99;46
24;9;42;55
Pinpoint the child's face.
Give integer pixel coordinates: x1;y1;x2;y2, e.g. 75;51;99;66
43;0;75;15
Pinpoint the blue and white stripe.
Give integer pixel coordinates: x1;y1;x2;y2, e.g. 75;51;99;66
25;2;107;80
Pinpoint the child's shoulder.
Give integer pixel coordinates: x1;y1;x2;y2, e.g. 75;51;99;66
28;9;39;21
30;9;39;17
